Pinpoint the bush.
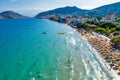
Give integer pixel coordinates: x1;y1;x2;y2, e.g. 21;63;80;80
99;22;116;29
95;27;106;33
77;23;89;29
110;28;116;33
115;26;120;31
111;35;120;48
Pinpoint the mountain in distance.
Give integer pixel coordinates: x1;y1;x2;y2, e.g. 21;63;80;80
35;2;120;18
35;6;88;18
0;11;27;19
0;2;120;19
89;2;120;16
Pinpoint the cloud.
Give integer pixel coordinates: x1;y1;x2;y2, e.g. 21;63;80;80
10;0;18;2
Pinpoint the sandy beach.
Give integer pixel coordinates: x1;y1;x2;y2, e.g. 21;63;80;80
79;30;120;80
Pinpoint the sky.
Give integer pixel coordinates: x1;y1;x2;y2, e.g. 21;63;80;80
0;0;120;16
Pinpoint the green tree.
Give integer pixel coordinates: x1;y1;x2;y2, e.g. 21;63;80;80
99;22;116;29
50;16;57;21
115;26;120;31
110;28;116;33
111;35;120;48
97;16;102;21
95;27;106;33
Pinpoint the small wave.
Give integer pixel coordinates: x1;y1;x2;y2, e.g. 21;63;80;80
69;63;74;80
66;37;76;45
82;58;90;77
68;31;74;34
70;63;74;70
66;37;69;46
94;78;98;80
71;38;75;44
56;70;58;80
76;38;81;42
80;43;83;48
31;77;35;80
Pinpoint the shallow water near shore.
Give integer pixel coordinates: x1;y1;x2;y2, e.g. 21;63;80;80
0;19;114;80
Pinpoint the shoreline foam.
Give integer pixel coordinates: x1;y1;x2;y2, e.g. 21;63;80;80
81;32;120;80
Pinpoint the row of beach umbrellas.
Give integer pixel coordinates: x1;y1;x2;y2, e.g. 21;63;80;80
83;32;120;73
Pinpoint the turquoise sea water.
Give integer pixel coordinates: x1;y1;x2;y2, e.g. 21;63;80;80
0;19;114;80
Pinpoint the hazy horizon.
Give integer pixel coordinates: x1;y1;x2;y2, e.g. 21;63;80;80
0;0;120;16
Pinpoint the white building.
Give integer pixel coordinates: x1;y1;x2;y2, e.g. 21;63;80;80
105;12;115;22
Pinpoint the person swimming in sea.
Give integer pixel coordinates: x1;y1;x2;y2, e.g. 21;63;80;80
87;60;90;63
68;57;73;63
68;57;74;70
84;59;90;64
75;47;79;51
69;63;74;70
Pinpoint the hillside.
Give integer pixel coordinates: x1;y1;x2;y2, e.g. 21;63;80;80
89;2;120;16
0;11;27;19
35;6;88;18
35;2;120;18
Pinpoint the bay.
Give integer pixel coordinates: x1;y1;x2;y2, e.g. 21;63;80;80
0;19;114;80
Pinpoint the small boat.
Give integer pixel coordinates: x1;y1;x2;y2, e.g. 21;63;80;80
58;32;65;35
42;32;47;34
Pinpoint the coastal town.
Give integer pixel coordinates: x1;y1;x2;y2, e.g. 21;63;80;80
43;12;120;48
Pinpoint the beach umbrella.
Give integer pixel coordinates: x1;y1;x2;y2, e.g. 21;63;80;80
110;58;117;64
114;63;119;68
118;67;120;71
115;63;120;68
